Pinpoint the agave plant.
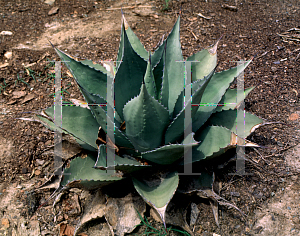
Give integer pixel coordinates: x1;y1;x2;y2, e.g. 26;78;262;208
29;14;267;233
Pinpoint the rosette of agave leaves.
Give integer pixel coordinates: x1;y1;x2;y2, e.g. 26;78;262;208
30;14;269;234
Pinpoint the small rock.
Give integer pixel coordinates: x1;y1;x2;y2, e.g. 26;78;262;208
48;7;59;16
231;191;240;197
57;215;64;222
35;169;41;176
44;0;56;5
45;140;52;146
0;31;13;35
22;167;28;174
4;51;12;59
26;129;32;136
271;66;277;72
36;159;45;166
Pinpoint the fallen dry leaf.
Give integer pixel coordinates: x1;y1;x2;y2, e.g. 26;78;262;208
20;93;35;104
7;100;17;105
48;7;59;16
12;91;26;99
60;223;87;236
59;223;74;236
105;193;146;236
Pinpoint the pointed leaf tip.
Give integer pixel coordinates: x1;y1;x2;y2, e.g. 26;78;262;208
208;37;221;55
132;171;179;227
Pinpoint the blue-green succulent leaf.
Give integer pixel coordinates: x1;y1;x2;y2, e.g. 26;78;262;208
187;38;219;82
144;55;157;99
78;87;133;148
151;39;166;68
123;15;148;60
165;68;215;144
41;106;99;150
115;23;147;121
54;47;108;100
160;16;185;117
190;126;259;163
61;152;123;190
123;84;169;152
132;171;179;227
94;145;150;173
206;109;264;138
151;42;165;96
141;133;198;165
80;59;112;76
117;15;148;68
214;87;255;112
192;60;252;132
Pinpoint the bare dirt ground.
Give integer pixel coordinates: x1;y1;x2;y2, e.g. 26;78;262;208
0;0;299;235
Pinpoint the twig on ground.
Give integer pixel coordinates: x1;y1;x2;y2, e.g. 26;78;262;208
187;28;198;40
222;4;238;11
253;148;270;164
256;50;270;59
196;13;211;20
102;5;153;11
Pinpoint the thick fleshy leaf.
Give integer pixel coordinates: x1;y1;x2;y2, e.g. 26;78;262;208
94;145;150;174
80;59;110;75
123;15;148;60
79;88;133;149
117;15;148;69
206;109;264;138
123;84;169;152
32;114;95;152
187;38;219;82
141;133;198;165
191;126;260;163
152;56;164;98
165;68;215;144
79;87;107;125
160;16;185;116
116;17;125;69
214;87;255;112
144;56;157;99
192;60;252;132
41;106;99;150
151;39;166;68
114;23;147;121
54;47;108;100
61;153;123;190
132;171;179;228
151;42;165;97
